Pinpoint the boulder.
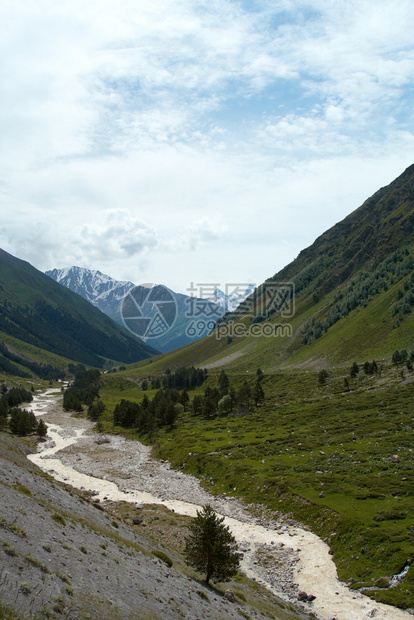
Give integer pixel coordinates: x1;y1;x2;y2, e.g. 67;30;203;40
298;591;316;602
224;590;235;603
95;436;111;445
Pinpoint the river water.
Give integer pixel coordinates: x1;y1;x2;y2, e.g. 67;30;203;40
27;388;411;620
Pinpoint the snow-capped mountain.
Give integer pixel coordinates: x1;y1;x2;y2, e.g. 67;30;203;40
46;267;135;323
208;284;256;312
46;267;226;353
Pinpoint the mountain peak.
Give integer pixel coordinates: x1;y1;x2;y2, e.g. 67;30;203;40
208;284;255;312
46;266;135;306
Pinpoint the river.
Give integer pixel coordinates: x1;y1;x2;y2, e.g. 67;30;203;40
27;388;411;620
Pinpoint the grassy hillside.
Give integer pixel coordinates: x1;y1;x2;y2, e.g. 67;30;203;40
151;366;414;610
0;330;82;383
118;164;414;376
0;249;158;368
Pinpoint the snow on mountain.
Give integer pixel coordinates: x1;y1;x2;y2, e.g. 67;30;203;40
208;284;255;312
46;267;135;322
45;266;226;353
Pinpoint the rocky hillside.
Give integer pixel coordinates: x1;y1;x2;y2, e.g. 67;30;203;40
0;431;306;620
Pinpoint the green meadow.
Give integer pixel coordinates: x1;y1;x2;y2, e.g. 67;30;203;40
98;361;414;610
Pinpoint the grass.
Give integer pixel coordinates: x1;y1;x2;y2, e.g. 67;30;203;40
24;554;50;573
2;541;17;556
0;598;24;619
19;582;32;595
12;483;32;496
98;362;414;610
0;515;27;538
51;513;66;526
0;330;74;374
152;549;173;567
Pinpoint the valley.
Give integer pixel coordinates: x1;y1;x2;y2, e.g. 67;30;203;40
0;165;413;619
26;387;413;619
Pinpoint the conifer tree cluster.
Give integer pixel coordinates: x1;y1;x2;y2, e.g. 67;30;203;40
191;368;265;418
63;368;101;412
0;384;46;436
113;387;189;433
110;367;266;436
149;366;208;390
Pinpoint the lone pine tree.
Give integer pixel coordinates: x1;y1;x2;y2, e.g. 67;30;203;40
184;504;241;584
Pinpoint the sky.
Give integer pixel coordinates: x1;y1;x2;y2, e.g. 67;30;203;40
1;0;413;295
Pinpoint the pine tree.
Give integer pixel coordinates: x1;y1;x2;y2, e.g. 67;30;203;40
9;408;37;436
350;361;359;378
185;505;241;584
191;395;204;415
179;388;190;410
252;379;265;406
36;418;48;437
256;368;264;382
237;380;251;411
218;370;230;395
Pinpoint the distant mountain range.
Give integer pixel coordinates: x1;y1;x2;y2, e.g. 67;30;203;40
46;268;255;353
0;249;157;370
46;267;135;323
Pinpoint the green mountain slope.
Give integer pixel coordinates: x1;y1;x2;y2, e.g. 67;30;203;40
128;164;414;374
275;163;414;292
0;249;158;368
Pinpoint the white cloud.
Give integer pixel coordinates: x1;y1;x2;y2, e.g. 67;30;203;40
166;217;227;252
0;0;413;291
79;209;157;261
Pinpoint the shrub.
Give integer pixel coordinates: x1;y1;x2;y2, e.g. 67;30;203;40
19;582;32;595
52;514;66;527
318;369;329;385
153;550;173;567
24;554;50;573
3;542;17;556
